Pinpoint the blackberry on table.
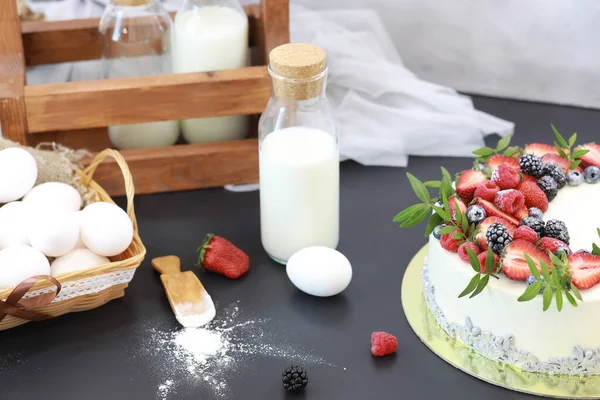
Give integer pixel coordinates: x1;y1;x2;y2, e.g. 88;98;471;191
542;162;566;189
282;366;308;392
519;154;544;178
543;219;570;245
519;216;545;235
486;222;513;254
537;176;558;201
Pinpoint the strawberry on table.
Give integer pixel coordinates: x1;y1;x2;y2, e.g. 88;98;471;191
197;233;250;279
524;143;560;157
569;253;600;289
456;170;487;203
516;180;548;213
502;239;552;281
475;198;520;226
486;155;520;172
491;163;521;189
541;154;583;174
577;143;600;168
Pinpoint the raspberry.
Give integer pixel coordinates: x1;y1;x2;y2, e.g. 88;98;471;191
473;181;500;201
477;251;499;274
371;332;398;356
491;163;521;189
494;189;525;214
440;232;461;252
513;226;538;243
458;242;480;263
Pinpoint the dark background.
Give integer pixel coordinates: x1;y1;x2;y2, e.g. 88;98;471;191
0;96;598;399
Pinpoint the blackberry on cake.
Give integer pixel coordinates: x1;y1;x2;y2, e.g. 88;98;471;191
566;170;584;186
537;176;558;201
474;216;516;250
519;216;545;235
543;219;570;244
542;162;567;188
519;154;544;178
486;222;512;254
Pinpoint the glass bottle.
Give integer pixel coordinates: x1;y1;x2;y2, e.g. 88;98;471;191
172;0;249;144
258;43;339;264
99;0;179;150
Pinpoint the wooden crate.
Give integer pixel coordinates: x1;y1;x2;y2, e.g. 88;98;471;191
0;0;289;195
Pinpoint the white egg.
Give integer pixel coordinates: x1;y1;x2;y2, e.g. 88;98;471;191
23;182;82;213
286;246;352;297
0;148;38;203
79;202;134;257
0;201;31;250
72;211;86;249
0;246;50;290
28;212;79;257
51;248;110;276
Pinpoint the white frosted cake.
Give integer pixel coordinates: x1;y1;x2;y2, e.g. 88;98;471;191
397;137;600;375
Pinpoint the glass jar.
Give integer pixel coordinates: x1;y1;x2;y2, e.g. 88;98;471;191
258;43;339;264
172;0;249;143
99;0;179;150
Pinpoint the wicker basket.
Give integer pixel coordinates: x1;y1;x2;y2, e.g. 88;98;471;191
0;149;146;330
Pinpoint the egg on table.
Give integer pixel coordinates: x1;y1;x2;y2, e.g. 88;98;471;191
286;246;353;297
0;201;31;250
28;211;80;257
79;202;134;257
51;248;110;276
0;246;50;291
0;148;38;203
23;182;82;213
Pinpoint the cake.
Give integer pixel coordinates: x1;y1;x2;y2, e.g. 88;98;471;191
396;130;600;375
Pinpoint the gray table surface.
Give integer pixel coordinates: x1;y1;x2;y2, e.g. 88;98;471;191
0;96;598;400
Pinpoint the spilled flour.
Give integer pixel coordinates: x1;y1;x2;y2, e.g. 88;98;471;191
132;302;335;399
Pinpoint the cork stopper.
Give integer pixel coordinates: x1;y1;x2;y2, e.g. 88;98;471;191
113;0;151;6
269;43;327;100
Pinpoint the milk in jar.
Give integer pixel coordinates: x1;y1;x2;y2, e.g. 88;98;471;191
172;3;249;143
258;44;339;264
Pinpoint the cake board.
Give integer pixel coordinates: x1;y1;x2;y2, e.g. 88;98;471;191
401;244;600;399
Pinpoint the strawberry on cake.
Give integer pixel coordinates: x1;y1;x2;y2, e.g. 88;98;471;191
395;127;600;375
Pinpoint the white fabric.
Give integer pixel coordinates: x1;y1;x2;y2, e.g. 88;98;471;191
22;268;136;302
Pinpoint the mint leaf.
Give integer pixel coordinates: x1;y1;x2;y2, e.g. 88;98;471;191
470;275;489;298
571;284;583;302
459;274;480;298
401;203;431;227
518;282;543;301
496;134;512;151
569;133;577;147
556;290;563;311
525;254;541;280
393;203;426;223
407;173;431;203
565;291;578;307
551;124;569;148
424;180;441;188
425;213;444;237
542;287;553;311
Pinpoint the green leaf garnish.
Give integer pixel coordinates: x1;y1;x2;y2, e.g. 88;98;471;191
550;124;590;171
459;274;480;298
407;173;431;203
425;213;444;237
556;289;563;311
571;284;583;301
518;282;543;301
542;287;553;311
565;291;578;307
470;275;490;298
471;135;520;171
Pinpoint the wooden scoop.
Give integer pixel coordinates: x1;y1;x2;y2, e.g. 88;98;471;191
152;255;216;328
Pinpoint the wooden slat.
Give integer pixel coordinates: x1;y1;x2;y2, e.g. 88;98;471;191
0;0;28;144
28;127;111;152
89;139;258;196
25;66;270;133
260;0;290;62
22;5;260;66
